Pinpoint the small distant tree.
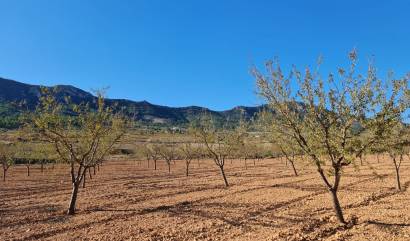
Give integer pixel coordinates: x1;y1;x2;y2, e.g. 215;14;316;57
254;50;409;224
159;144;177;174
180;143;196;176
258;111;300;176
149;144;161;170
30;88;127;215
278;142;299;176
32;143;55;173
14;141;34;176
195;145;207;167
0;144;14;182
370;144;384;164
240;142;256;169
191;115;245;187
141;144;152;168
381;124;409;190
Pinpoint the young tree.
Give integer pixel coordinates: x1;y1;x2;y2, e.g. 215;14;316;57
141;144;152;168
253;50;409;224
0;144;14;182
159;144;177;174
149;144;161;170
30;88;126;215
380;124;409;190
241;143;259;169
278;142;299;176
32;143;55;173
258;111;300;176
14;142;34;177
191;115;245;187
180;143;196;176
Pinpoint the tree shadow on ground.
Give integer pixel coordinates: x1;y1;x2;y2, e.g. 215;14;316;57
367;220;410;227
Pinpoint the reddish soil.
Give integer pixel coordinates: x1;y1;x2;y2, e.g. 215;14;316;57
1;156;410;240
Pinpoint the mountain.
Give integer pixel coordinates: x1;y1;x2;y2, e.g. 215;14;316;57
0;77;265;128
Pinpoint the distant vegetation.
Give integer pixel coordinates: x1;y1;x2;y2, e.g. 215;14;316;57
0;77;264;130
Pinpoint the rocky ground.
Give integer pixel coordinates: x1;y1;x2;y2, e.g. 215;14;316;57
1;156;410;240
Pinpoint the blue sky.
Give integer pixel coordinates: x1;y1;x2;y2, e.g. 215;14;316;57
0;0;409;110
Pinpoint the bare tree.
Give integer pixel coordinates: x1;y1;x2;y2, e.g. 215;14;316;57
254;50;409;224
30;88;127;215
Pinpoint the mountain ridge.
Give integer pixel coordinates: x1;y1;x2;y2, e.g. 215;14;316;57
0;77;265;128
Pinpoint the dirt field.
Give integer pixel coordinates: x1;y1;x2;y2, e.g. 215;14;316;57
1;156;410;241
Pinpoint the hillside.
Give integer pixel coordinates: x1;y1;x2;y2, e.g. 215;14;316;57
0;77;264;128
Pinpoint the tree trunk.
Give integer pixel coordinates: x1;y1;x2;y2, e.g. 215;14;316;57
290;160;298;176
219;166;229;187
244;158;247;170
3;169;6;182
67;181;80;215
97;164;100;171
395;166;401;191
27;165;30;176
82;172;86;188
154;159;157;170
393;157;401;191
186;162;189;176
168;162;171;173
392;156;402;191
360;156;363;166
147;159;150;168
376;154;380;163
253;159;256;166
93;166;96;175
89;168;92;179
330;189;346;224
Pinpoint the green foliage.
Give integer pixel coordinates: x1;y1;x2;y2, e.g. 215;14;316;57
0;143;15;168
254;49;409;223
29;87;127;167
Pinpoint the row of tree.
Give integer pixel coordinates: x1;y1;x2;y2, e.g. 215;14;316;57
1;50;409;227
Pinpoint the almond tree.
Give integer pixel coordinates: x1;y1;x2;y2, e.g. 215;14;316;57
380;124;409;190
241;143;258;169
141;144;152;168
30;88;126;215
0;143;14;182
191;115;245;187
253;50;409;224
277;141;299;176
159;144;177;174
180;143;197;176
31;143;55;173
258;111;300;176
148;144;161;170
14;141;33;176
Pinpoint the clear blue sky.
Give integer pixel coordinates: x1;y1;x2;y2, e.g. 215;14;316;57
0;0;409;110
